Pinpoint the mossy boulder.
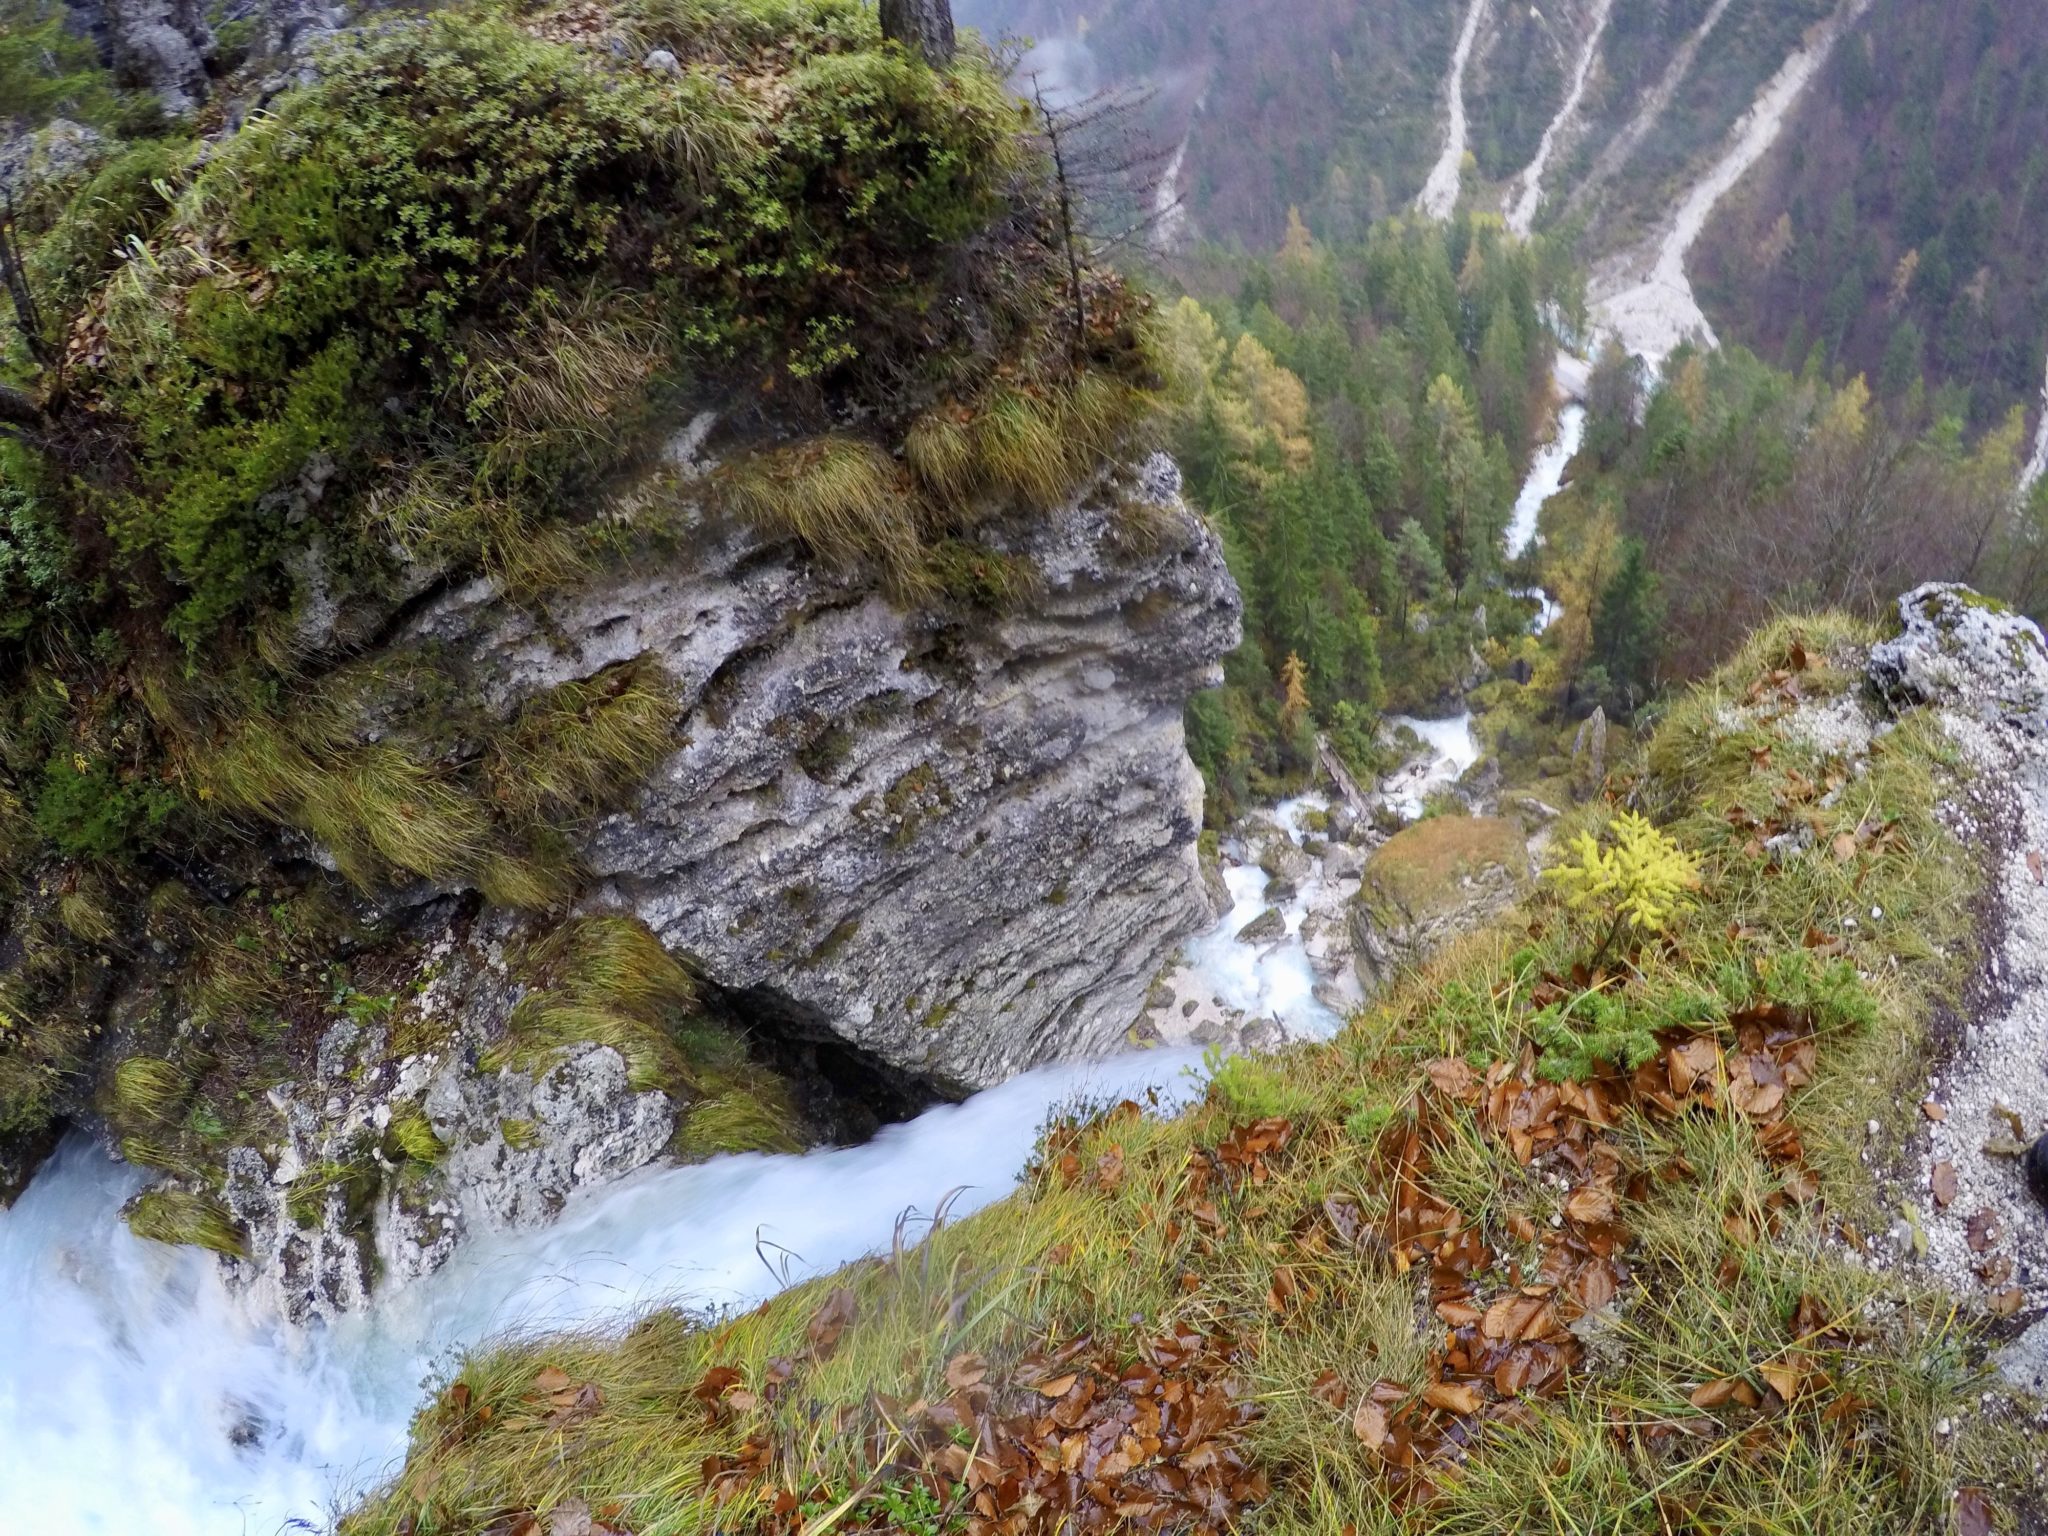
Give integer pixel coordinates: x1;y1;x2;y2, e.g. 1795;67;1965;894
1349;814;1530;992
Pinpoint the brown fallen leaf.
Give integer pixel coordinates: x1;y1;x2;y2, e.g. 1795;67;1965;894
1036;1372;1079;1399
691;1365;742;1405
1993;1102;2028;1140
1965;1210;2002;1253
1759;1360;1823;1403
1932;1161;1959;1209
1832;832;1858;862
1922;1100;1948;1122
1689;1377;1742;1409
944;1353;987;1391
1954;1486;1998;1536
807;1286;857;1361
1989;1287;2025;1318
1422;1382;1483;1415
534;1367;572;1395
1351;1400;1388;1448
2028;850;2045;885
1563;1185;1617;1225
1426;1057;1478;1100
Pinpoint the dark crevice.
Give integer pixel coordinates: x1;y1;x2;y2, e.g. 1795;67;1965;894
697;978;957;1145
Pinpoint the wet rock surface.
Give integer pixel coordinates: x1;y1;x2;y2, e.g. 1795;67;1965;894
71;452;1235;1319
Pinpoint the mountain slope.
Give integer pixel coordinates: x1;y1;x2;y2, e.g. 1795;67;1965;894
1690;0;2048;427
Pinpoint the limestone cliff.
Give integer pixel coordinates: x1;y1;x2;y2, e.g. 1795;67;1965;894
128;450;1236;1323
408;450;1239;1089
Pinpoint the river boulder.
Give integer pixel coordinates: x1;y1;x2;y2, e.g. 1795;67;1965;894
1349;815;1531;993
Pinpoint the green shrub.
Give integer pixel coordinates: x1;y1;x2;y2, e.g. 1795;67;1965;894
32;749;180;859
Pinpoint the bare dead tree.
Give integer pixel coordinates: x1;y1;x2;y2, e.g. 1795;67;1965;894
1024;73;1175;353
878;0;955;66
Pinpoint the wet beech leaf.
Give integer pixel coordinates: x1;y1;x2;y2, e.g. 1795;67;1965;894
807;1286;857;1360
1422;1382;1481;1415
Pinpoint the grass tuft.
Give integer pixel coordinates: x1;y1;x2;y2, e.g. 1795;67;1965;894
718;437;924;581
387;1110;445;1166
110;1055;187;1124
484;659;677;824
124;1188;246;1257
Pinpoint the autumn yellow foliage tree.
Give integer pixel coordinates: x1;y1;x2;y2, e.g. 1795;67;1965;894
1544;811;1702;968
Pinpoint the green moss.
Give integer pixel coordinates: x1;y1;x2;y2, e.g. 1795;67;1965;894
1357;815;1528;924
881;761;951;848
801;918;861;970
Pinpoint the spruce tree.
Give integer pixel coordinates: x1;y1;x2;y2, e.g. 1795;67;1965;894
1590;539;1663;716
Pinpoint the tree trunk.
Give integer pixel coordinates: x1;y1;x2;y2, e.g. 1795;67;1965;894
879;0;955;65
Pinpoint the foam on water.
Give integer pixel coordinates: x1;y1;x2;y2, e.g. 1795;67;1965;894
1169;794;1345;1040
1506;404;1586;560
1381;713;1482;821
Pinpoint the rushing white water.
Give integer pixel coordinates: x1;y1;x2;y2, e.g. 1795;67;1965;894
1507;402;1586;560
1171;801;1344;1040
1381;713;1482;820
1;1048;1216;1532
2021;349;2048;500
1505;0;1615;237
1416;0;1489;220
1591;0;1876;366
1151;137;1192;253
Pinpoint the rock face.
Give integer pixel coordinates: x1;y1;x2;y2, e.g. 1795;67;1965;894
66;0;213;109
1350;815;1530;992
135;451;1235;1322
1864;584;2048;1390
213;908;678;1323
403;453;1240;1089
1868;583;2048;734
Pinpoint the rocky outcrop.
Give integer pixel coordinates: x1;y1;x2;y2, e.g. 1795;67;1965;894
211;908;678;1323
154;450;1236;1319
399;451;1239;1090
66;0;213;110
1350;815;1530;992
1864;584;2048;1390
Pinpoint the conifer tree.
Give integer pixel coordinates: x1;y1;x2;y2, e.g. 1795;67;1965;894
1590;539;1663;716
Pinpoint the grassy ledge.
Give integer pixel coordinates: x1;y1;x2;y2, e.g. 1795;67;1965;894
342;615;2039;1534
